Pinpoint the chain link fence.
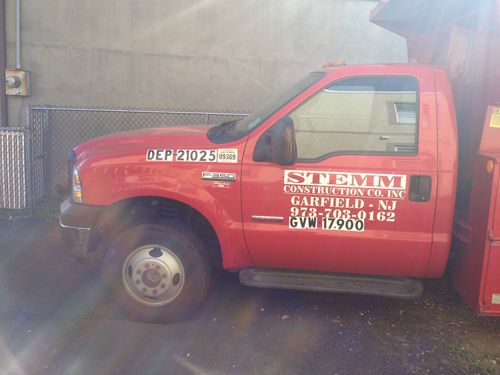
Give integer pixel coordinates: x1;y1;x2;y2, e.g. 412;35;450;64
26;105;248;210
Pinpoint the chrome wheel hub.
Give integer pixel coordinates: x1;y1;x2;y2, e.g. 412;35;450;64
121;245;185;307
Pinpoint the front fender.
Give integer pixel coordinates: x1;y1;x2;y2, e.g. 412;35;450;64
81;162;253;269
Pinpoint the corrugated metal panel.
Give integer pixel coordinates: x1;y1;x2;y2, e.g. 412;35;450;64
0;129;27;209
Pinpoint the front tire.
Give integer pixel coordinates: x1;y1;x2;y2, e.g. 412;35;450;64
101;224;211;323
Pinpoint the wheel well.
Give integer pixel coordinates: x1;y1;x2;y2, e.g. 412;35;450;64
88;197;222;268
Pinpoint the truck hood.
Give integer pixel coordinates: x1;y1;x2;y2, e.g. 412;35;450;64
74;125;214;159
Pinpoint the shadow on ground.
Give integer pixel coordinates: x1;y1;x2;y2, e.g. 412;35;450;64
0;218;499;375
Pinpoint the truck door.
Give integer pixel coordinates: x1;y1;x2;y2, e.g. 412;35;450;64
241;72;438;277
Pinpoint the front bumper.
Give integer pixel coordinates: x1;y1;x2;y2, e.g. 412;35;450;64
60;199;103;262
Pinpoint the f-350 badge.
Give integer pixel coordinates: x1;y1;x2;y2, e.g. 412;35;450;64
201;172;236;182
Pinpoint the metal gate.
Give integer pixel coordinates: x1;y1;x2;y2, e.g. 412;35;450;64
0;127;28;210
0;105;48;212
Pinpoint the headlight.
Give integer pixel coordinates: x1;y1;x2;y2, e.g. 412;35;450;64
72;167;83;203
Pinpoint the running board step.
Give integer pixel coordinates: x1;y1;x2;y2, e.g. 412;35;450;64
239;268;423;299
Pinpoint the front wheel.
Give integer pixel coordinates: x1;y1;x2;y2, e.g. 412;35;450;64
101;224;211;323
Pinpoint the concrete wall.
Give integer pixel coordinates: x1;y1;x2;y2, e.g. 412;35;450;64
4;0;406;126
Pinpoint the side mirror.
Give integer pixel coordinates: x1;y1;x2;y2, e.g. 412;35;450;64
253;117;297;166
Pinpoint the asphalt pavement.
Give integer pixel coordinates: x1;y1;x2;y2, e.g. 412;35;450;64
0;218;499;375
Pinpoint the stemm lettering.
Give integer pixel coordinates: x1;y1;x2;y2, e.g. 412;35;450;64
285;170;407;190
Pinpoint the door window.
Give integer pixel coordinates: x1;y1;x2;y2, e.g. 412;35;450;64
289;76;419;160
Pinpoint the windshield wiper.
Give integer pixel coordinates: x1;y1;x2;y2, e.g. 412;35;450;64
209;119;239;137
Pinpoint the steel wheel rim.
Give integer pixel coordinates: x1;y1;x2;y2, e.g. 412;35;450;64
121;244;185;307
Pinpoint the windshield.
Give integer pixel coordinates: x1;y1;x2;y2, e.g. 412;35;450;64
207;72;326;143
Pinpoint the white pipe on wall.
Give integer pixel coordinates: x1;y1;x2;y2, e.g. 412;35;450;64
15;0;20;69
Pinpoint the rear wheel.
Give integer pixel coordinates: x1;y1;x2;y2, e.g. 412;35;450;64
102;224;211;323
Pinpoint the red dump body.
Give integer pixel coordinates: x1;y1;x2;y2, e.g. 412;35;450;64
372;0;500;315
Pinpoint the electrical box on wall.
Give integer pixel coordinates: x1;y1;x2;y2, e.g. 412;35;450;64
5;69;30;96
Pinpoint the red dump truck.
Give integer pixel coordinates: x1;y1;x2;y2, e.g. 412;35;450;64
60;0;500;322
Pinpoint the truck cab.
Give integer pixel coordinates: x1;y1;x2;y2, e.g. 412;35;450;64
60;64;458;322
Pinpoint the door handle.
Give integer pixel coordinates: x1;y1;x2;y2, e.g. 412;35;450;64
409;176;432;202
252;215;284;222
